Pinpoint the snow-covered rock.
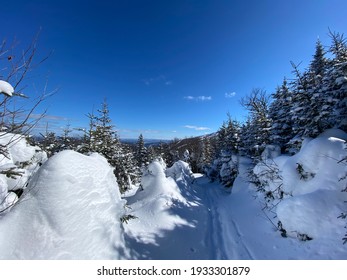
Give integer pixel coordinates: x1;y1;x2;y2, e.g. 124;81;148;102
0;150;129;259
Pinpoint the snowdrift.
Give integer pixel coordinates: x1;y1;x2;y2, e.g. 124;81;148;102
254;129;347;241
0;150;128;259
123;159;190;247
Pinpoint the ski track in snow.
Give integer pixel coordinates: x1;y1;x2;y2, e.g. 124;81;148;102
193;176;254;260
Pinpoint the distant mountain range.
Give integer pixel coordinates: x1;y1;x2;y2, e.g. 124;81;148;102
120;138;172;146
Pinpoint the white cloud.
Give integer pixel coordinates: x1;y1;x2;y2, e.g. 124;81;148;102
184;125;211;131
142;75;172;86
184;95;212;101
29;114;69;121
225;92;236;98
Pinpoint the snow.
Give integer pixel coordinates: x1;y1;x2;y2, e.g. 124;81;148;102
252;129;347;258
0;129;346;259
123;159;191;250
0;150;129;259
0;80;14;96
0;133;46;213
276;190;347;239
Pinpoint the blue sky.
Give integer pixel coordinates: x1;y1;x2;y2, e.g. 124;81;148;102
1;0;346;139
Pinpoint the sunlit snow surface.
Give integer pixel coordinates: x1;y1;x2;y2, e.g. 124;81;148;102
0;150;129;259
0;129;346;259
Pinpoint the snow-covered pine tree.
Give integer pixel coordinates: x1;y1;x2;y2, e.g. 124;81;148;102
198;135;214;172
135;133;149;168
57;122;74;151
217;114;240;155
303;38;331;137
269;78;295;151
288;61;312;139
80;100;137;193
77;111;97;154
113;143;139;193
93;99;120;161
326;31;347;131
238;118;254;156
240;88;272;158
38;123;60;157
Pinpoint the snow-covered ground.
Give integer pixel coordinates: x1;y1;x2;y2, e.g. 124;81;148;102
0;130;346;259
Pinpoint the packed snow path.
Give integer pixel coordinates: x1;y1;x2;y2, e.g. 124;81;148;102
194;175;254;259
123;164;257;260
124;156;347;260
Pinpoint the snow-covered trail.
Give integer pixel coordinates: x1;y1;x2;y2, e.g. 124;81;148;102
124;168;255;260
124;156;347;260
193;174;255;260
124;173;214;259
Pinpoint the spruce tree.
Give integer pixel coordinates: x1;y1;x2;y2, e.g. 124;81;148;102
304;39;330;137
136;134;148;168
217;114;240;155
269;78;294;151
240;88;271;157
327;31;347;131
93;99;119;161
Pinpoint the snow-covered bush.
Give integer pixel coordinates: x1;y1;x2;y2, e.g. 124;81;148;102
0;133;47;214
166;160;193;185
218;151;239;188
0;150;129;259
254;129;347;241
204;150;239;188
252;145;289;208
123;158;189;245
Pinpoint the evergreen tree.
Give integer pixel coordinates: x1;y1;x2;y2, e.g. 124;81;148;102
77;111;97;154
288;61;312;138
135;134;148;168
326;31;347;131
39;123;59;157
269;78;295;151
79;100;139;193
217;114;240;154
58;122;74;151
304;39;331;137
113;143;139;193
198;136;213;171
240;88;271;157
93;99;120;161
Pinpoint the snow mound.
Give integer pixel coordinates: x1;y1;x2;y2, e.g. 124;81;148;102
277;190;347;239
281;131;346;195
0;150;128;259
124;159;190;246
255;129;347;241
166;160;193;187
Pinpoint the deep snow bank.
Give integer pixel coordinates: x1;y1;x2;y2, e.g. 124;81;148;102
254;129;347;241
0;150;128;259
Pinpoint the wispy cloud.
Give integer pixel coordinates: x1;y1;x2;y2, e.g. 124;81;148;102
142;75;172;86
29;113;69;121
184;95;212;101
184;125;210;131
225;92;236;98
